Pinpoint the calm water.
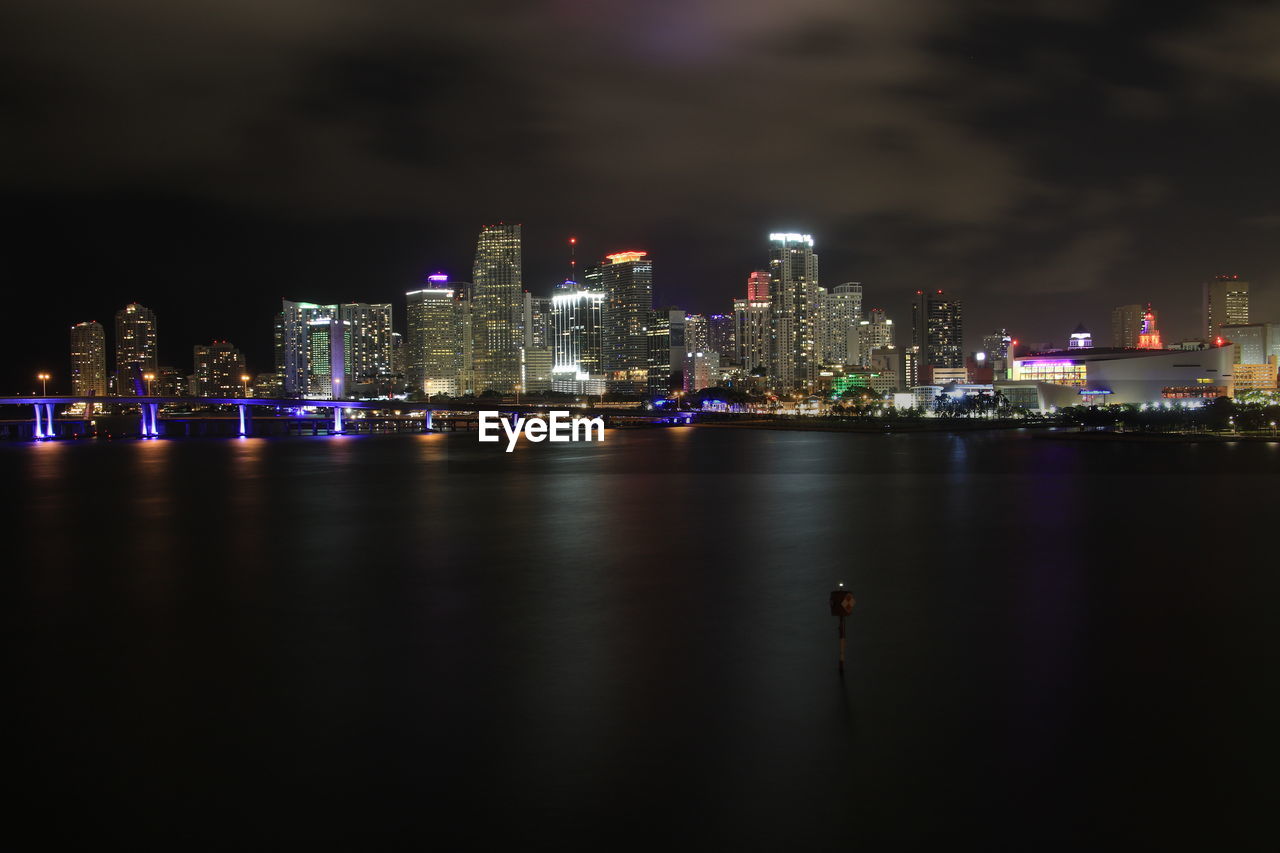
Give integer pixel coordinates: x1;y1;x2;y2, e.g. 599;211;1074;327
5;428;1278;847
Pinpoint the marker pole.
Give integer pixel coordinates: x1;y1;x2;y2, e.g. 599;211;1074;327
838;614;846;674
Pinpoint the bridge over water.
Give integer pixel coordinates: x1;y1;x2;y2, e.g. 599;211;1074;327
0;396;694;440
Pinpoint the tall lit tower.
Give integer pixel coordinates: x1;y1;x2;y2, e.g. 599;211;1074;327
768;233;819;393
747;270;770;302
822;283;863;364
601;250;654;393
281;300;335;395
69;321;107;397
1111;304;1143;348
406;275;464;395
1137;304;1163;350
471;223;524;392
114;303;158;395
910;289;963;368
340;303;394;383
1204;275;1249;339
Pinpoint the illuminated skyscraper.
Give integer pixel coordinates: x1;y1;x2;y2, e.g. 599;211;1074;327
340;303;393;383
858;308;895;366
911;289;963;369
1111;304;1144;349
471;223;524;392
821;283;862;365
768;233;819;393
406;275;464;395
306;316;350;398
601;250;653;393
281;300;335;395
684;313;708;353
524;293;552;350
747;270;770;302
1204;275;1249;339
734;298;771;375
114;303;158;395
707;313;735;361
550;285;606;394
69;321;107;397
193;341;247;397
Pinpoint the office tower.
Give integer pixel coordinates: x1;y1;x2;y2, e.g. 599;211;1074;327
769;233;819;393
707;313;735;361
273;313;285;373
69;321;107;397
114;303;158;395
521;346;553;393
1204;275;1249;339
281;300;335;395
524;292;551;350
685;313;709;353
390;332;404;377
1111;304;1144;349
910;289;963;369
647;313;674;396
1219;324;1268;364
747;270;770;302
734;297;771;375
981;329;1011;360
1068;323;1093;350
857;308;895;366
193;341;247;397
341;303;393;383
406;275;464;396
471;223;523;391
601;250;654;393
683;351;721;392
903;345;921;388
306;315;350;398
1136;304;1162;350
550;286;606;394
822;283;863;365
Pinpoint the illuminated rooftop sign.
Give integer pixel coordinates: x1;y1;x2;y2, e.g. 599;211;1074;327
768;233;814;246
604;251;648;264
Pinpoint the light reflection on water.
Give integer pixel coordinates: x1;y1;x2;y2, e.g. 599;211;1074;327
5;429;1279;846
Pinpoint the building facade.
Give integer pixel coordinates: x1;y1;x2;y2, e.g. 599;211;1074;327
1204;275;1249;339
911;290;963;369
69;321;107;397
193;341;247;397
601;251;653;393
471;223;524;392
114;303;158;395
406;277;464;396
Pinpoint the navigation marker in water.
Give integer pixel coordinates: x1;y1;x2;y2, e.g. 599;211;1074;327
829;583;856;674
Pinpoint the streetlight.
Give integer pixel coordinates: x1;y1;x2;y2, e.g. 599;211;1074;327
143;372;155;396
37;372;50;395
241;374;251;397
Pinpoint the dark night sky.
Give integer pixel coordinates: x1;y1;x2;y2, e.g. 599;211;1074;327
3;0;1279;391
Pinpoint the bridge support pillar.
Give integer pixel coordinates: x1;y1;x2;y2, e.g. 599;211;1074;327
140;404;150;437
510;411;520;429
148;403;160;437
33;403;44;439
424;410;433;431
333;407;343;433
44;404;56;437
238;404;248;437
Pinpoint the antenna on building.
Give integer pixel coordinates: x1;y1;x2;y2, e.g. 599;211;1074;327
569;236;577;284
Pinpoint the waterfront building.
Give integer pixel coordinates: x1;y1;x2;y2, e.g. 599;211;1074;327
550;286;606;394
747;270;770;302
858;309;895;366
521;346;553;393
69;321;107;397
684;313;709;354
707;313;735;361
601;251;653;393
1233;359;1278;395
684;351;720;393
472;223;524;392
768;232;819;393
306;316;350;398
820;283;862;365
524;293;552;350
281;300;335;395
193;341;247;397
911;289;963;369
406;276;464;396
1204;275;1249;339
340;303;393;383
114;303;158;395
1218;323;1268;364
733;298;771;377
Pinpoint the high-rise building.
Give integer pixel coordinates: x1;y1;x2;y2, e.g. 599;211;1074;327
821;283;863;365
747;270;770;302
69;321;107;397
114;303;158;395
524;293;552;350
684;313;709;354
273;313;285;373
684;351;721;393
281;300;335;395
768;233;819;393
406;276;464;396
733;298;771;376
306;316;350;398
1219;323;1268;364
1204;275;1249;339
858;309;895;366
550;286;606;394
193;341;247;397
982;329;1012;360
707;313;735;361
472;223;524;391
910;290;963;368
601;251;654;393
1111;304;1144;349
341;303;393;383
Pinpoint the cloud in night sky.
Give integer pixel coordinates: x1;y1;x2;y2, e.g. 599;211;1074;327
2;0;1279;379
